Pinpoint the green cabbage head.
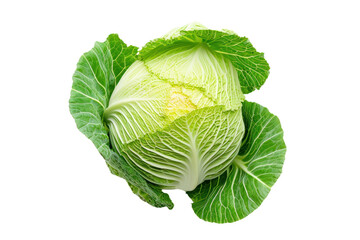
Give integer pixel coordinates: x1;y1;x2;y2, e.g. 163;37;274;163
104;24;245;191
70;23;286;223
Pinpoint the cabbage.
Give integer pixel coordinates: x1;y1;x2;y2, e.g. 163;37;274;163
69;23;286;223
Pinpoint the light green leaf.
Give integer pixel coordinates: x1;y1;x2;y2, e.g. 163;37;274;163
187;101;286;223
119;106;244;191
69;34;174;209
139;29;269;94
103;60;173;147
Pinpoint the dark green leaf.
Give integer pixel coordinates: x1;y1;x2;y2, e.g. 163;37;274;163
69;34;174;209
187;101;286;223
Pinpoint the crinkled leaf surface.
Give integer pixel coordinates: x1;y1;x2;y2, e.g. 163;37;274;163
107;150;174;209
118;106;244;191
187;101;286;223
140;29;269;94
69;34;173;209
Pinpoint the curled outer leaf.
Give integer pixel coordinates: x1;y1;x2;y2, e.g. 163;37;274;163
140;29;270;94
187;101;286;223
69;34;173;209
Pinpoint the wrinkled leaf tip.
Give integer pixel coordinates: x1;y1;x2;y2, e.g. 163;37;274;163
167;202;175;210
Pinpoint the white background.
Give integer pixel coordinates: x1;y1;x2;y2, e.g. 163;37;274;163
1;0;359;239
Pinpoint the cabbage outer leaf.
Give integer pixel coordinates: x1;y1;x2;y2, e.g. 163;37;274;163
187;101;286;223
140;29;270;94
69;34;174;209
